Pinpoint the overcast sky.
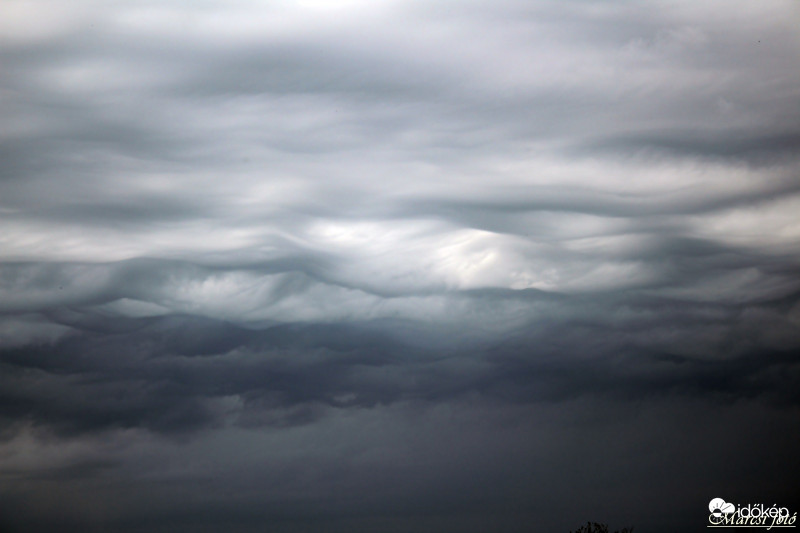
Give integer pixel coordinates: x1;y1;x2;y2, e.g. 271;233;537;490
1;1;800;532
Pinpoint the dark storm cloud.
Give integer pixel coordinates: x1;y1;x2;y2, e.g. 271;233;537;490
2;280;799;437
580;129;800;165
2;0;800;531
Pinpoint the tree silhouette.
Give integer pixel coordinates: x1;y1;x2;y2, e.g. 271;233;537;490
569;522;633;533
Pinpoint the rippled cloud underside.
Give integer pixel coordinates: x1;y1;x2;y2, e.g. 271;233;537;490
1;1;799;532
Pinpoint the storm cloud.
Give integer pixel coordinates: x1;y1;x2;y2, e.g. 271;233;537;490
1;1;799;531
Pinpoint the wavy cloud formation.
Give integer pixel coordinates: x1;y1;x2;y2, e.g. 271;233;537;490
1;1;799;531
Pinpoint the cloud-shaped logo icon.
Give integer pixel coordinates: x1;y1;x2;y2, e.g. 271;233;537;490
709;498;736;516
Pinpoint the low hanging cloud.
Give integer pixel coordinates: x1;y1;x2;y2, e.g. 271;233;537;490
1;0;800;532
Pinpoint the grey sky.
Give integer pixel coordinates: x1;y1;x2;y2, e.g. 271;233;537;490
1;1;799;531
